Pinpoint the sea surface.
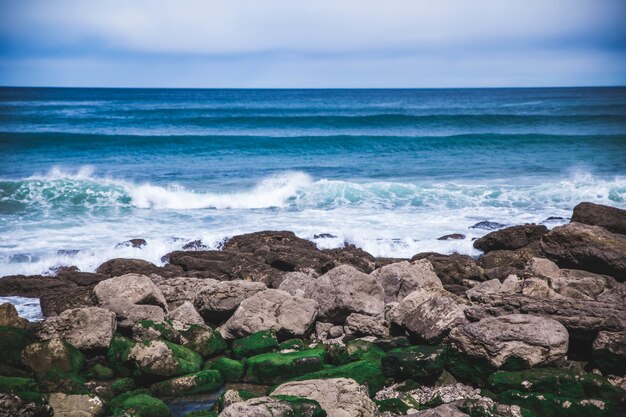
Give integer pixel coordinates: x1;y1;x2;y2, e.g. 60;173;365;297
1;87;626;279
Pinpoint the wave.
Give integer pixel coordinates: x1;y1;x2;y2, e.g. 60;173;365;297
1;167;625;214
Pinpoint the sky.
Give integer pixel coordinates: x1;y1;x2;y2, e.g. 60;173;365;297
0;0;625;88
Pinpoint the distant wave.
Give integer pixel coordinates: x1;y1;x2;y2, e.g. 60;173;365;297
2;167;625;214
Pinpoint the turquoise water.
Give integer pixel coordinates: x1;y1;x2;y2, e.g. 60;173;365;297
1;87;625;275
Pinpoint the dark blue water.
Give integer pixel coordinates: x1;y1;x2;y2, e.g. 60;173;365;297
1;87;625;277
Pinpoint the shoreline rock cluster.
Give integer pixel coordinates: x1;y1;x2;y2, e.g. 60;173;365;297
0;201;624;417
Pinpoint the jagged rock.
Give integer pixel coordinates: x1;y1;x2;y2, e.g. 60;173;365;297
410;253;485;294
449;314;569;369
321;244;377;273
95;258;161;277
402;295;468;343
571;202;626;235
193;280;267;322
116;239;147;249
165;301;205;325
390;284;456;327
40;286;98;317
541;222;626;280
94;273;167;311
125;339;202;377
21;338;85;377
438;234;466;241
473;224;548;253
465;279;503;301
278;271;318;298
345;313;389;338
525;257;561;278
272;378;378;417
37;307;116;350
0;303;29;329
371;260;442;303
292;265;385;323
47;393;104;417
407;404;469;417
0;393;53;417
220;289;318;340
219;395;324;417
592;331;626;376
479;246;542;281
157;277;218;303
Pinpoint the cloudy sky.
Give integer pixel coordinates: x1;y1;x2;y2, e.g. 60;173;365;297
0;0;625;88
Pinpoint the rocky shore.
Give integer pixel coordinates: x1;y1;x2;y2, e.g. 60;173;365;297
0;201;625;417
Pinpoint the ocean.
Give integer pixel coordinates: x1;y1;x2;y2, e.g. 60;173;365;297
1;87;626;277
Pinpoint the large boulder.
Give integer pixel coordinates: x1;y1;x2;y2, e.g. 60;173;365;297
220;289;318;340
571;202;626;235
219;396;325;417
371;260;442;303
473;224;548;253
125;339;203;377
541;222;626;280
0;393;53;417
47;393;104;417
407;404;470;417
95;258;161;277
283;265;384;323
193;280;267;322
592;331;626;376
21;338;85;377
157;277;218;303
0;303;29;329
36;307;116;350
401;295;468;343
449;314;569;369
410;253;485;294
272;378;378;417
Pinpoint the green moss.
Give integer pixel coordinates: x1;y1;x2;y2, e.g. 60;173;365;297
446;349;496;387
84;363;115;380
578;373;626;404
592;348;626;377
381;345;446;381
149;369;223;397
272;395;327;417
375;398;410;414
107;334;136;377
285;359;385;396
214;389;258;413
186;411;218;417
488;368;584;398
111;377;136;395
110;392;171;417
278;339;306;351
231;330;279;359
138;320;180;342
245;348;326;384
13;390;48;404
22;339;85;377
500;390;617;417
0;326;35;367
0;375;38;393
181;325;228;358
37;369;88;394
373;336;411;352
204;357;244;382
162;340;203;375
328;339;385;366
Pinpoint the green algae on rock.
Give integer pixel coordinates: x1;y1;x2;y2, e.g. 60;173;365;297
231;329;279;359
204;357;244;382
109;392;171;417
149;369;223;397
21;338;85;377
327;339;385;365
286;360;384;396
381;345;447;381
500;390;618;417
244;348;327;384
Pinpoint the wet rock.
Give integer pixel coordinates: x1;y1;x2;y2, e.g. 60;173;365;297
244;348;326;384
182;239;207;250
272;377;378;417
371;259;442;303
0;302;29;329
473;224;548;253
381;345;447;381
469;221;506;230
541;222;626;280
438;234;466;241
95;258;161;277
0;275;74;298
125;339;203;377
193;280;267;322
479;245;542;281
37;307;116;350
231;329;279;359
115;239;147;249
220;289;318;340
157;277;218;303
40;286;98;317
149;369;223;397
314;233;337;239
321;244;377;274
57;249;80;257
411;253;485;294
449;314;569;369
571;202;626;235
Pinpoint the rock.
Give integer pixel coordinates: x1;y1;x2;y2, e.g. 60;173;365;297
40;286;98;317
220;289;318;340
231;329;279;359
108;393;170;417
149;369;223;397
165;301;205;326
47;393;104;417
381;345;446;381
204;357;244;382
449;314;569;369
473;224;548;253
438;234;466;241
371;260;442;303
219;396;325;417
157;277;218;303
295;265;385;323
571;202;626;235
0;274;76;298
0;303;29;329
21;338;85;377
465;279;502;301
592;331;626;376
499;390;619;417
193;280;267;322
321;244;377;274
272;378;378;417
327;339;385;366
244;348;326;384
479;246;541;281
182;239;207;250
278;271;318;298
125;339;203;377
36;307;116;350
0;393;53;417
525;257;561;278
541;222;626;280
95;258;161;277
390;284;455;327
402;295;468;343
408;404;469;417
345;313;389;338
469;221;506;230
410;253;485;294
314;233;337;239
116;239;147;249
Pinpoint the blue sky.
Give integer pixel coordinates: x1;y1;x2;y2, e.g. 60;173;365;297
0;0;625;88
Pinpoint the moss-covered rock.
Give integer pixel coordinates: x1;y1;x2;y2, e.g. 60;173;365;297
21;338;85;378
111;377;136;395
107;334;136;377
109;392;171;417
381;345;446;381
375;398;411;414
37;369;89;394
0;375;38;393
149;369;223;397
577;373;626;404
214;389;259;413
373;336;411;352
327;339;385;366
84;363;115;380
180;324;228;358
489;368;585;399
271;395;327;417
0;326;36;369
204;357;244;382
231;329;279;359
287;360;384;396
500;390;618;417
278;339;306;351
446;349;496;387
245;348;326;384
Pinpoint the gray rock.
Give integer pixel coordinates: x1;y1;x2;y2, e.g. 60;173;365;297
390;284;454;327
37;307;116;350
193;280;267;322
524;257;560;279
157;277;218;302
0;393;52;417
220;289;318;340
402;295;468;343
408;404;470;417
219;396;320;417
371;260;442;303
449;314;569;368
345;313;389;338
465;279;502;301
166;301;205;326
272;378;378;417
278;271;318;298
47;393;104;417
0;302;29;329
592;331;626;375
